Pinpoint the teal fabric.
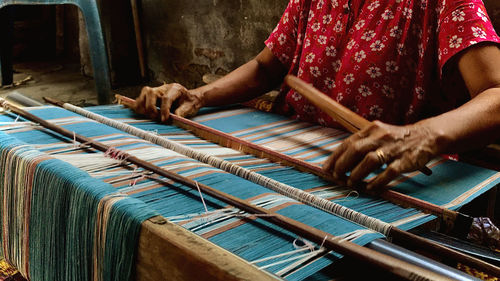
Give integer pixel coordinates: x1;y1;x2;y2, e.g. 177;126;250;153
0;131;157;281
1;105;499;280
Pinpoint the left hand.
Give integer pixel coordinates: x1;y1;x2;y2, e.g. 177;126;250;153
323;120;440;191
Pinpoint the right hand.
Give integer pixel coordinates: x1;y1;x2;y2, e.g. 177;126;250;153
133;83;204;122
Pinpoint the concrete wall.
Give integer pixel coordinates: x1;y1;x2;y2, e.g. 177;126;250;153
140;0;500;89
141;0;288;88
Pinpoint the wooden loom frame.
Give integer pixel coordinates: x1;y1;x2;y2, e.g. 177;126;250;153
41;95;500;274
103;95;500;279
135;217;278;281
0;98;456;280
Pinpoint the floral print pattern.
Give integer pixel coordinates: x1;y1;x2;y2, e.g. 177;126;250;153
266;0;500;126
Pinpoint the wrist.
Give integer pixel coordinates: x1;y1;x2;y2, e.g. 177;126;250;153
415;118;452;155
190;87;208;107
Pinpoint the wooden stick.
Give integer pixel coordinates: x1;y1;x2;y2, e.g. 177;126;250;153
130;0;146;79
45;96;500;277
285;75;433;176
0;98;452;281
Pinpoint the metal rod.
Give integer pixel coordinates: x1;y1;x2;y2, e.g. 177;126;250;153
368;239;480;281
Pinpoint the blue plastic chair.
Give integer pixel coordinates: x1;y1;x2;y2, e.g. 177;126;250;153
0;0;111;104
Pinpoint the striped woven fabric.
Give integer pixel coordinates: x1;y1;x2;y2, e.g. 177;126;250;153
0;105;499;281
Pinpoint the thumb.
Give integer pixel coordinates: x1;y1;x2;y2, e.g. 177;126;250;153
175;102;199;118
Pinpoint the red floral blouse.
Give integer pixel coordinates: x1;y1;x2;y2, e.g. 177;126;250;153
266;0;500;126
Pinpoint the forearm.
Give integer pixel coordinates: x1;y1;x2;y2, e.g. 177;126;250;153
195;48;287;107
418;87;500;154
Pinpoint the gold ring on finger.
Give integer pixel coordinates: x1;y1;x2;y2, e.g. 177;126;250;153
375;149;387;165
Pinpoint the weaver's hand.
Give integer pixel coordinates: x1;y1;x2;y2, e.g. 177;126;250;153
134;83;204;122
323;121;440;191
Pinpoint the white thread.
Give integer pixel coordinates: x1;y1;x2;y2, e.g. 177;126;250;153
61;103;393;236
52;153;124;174
189;210;241;232
259;252;316;270
335;190;359;202
196;182;209;213
168;208;237;223
251;247;311;264
254;236;328;275
293;237;314;252
319;235;327;249
279;249;328;278
130;174;147;187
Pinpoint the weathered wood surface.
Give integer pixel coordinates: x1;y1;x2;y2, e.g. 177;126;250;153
135;217;278;281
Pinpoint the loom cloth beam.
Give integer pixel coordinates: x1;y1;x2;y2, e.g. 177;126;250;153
43;97;500;277
0;98;455;281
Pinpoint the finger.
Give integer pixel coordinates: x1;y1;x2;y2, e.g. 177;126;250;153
160;96;170;122
160;88;183;122
333;138;378;180
323;141;349;177
366;159;405;191
323;131;367;177
145;90;159;119
134;87;150;114
347;150;385;186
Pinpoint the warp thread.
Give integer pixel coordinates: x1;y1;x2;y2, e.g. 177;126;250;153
0;131;157;281
61;103;392;236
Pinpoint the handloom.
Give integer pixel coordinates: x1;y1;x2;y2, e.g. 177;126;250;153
0;98;450;280
112;94;473;228
49;96;498;275
0;101;499;280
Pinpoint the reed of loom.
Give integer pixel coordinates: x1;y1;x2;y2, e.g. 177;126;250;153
44;97;500;277
0;98;455;281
